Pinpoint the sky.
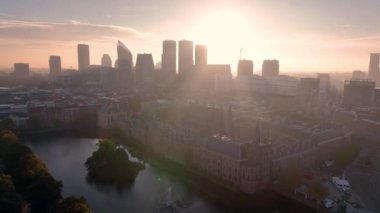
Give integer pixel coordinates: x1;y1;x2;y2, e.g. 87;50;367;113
1;0;380;74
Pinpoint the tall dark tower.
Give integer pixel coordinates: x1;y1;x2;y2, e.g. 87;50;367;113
13;63;29;78
262;60;279;77
135;53;154;86
77;44;90;72
178;40;194;75
195;44;207;71
162;40;176;76
49;55;61;76
368;53;380;85
117;40;133;90
237;60;253;77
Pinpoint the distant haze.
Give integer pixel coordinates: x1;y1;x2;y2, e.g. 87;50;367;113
1;0;380;73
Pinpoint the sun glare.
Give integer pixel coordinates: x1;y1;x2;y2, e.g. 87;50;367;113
190;10;255;64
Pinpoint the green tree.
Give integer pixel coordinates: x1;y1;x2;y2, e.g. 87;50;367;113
51;197;92;213
85;139;143;184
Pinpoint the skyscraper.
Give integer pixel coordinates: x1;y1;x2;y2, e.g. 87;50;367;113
237;60;253;77
49;56;61;76
77;44;90;71
101;54;112;67
13;63;29;78
195;44;207;71
178;40;194;75
262;60;279;77
368;53;380;85
135;53;154;85
161;40;176;75
117;40;133;88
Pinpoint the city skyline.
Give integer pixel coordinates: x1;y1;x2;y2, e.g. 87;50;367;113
1;0;380;72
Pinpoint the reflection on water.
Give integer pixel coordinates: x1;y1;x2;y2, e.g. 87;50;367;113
24;138;219;213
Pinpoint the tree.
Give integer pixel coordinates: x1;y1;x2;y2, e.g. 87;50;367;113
2;143;32;172
0;175;21;213
25;175;62;212
0;118;15;131
308;181;328;201
11;154;49;187
11;154;62;212
51;197;92;213
0;130;19;144
85;139;143;184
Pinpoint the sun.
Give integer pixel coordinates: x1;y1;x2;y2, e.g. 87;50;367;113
189;10;254;64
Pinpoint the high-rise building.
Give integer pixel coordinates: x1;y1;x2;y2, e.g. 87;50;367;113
195;44;207;71
299;78;320;95
135;53;154;85
262;60;279;77
117;40;133;88
237;60;253;77
101;54;112;67
13;63;29;78
178;40;194;75
343;80;375;106
49;56;61;76
352;70;366;80
161;40;176;75
318;73;330;100
77;44;90;71
368;53;380;85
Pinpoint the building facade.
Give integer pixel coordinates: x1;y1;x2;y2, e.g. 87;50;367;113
49;56;62;76
77;44;90;72
178;40;194;75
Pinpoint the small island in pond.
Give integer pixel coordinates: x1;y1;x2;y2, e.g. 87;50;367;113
85;139;144;185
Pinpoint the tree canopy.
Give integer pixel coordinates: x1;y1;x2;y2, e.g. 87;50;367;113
0;174;21;213
0;130;63;212
85;139;143;184
51;197;92;213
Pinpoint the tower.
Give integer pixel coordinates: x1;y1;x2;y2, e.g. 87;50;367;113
77;44;90;72
101;54;112;67
178;40;194;75
262;60;279;77
116;40;134;89
135;53;154;86
195;44;207;71
49;55;61;76
237;60;253;77
368;53;380;85
162;40;176;76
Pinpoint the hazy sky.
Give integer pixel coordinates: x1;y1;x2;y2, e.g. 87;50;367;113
1;0;380;73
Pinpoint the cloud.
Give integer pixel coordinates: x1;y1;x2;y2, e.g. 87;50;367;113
0;19;153;44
